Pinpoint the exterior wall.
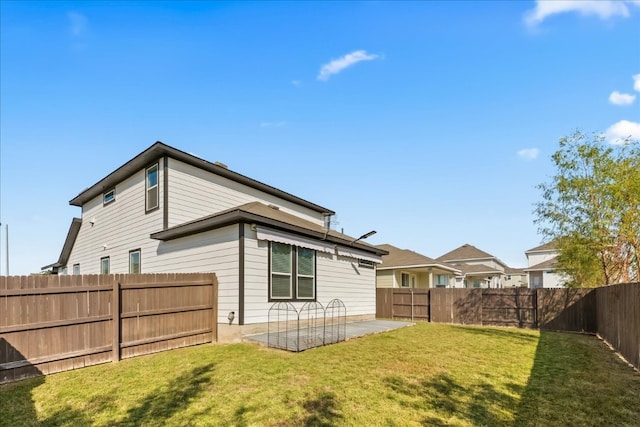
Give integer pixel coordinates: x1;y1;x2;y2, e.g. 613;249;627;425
527;250;559;267
376;270;394;288
151;225;239;324
316;252;376;317
504;273;528;288
66;162;165;275
167;159;325;227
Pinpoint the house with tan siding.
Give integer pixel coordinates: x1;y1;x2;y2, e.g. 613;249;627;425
44;142;387;341
436;244;509;288
375;244;461;288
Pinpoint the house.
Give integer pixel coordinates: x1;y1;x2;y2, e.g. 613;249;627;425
436;244;509;288
44;142;387;341
524;242;564;288
375;244;461;288
503;267;528;288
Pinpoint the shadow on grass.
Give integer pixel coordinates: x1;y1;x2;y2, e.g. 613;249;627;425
513;331;640;426
385;372;520;426
301;391;342;426
454;325;539;343
35;363;216;426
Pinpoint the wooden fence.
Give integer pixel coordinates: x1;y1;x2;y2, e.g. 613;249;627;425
377;284;639;369
0;273;217;384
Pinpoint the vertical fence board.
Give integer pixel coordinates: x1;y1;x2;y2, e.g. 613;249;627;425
1;273;218;384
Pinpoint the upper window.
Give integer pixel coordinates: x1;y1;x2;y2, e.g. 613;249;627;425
129;249;141;274
270;242;316;301
73;264;80;275
103;188;115;205
100;257;110;275
146;164;159;212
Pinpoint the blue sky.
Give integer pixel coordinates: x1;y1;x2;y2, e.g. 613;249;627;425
1;1;639;275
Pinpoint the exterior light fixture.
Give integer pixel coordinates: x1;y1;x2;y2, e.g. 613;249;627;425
350;230;376;244
227;311;235;324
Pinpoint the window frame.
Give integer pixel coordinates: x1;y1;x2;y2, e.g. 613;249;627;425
400;272;415;288
145;163;159;213
100;257;110;275
73;264;80;275
129;249;141;274
268;242;317;302
103;188;116;206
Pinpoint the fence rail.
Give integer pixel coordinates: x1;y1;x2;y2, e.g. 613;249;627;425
0;273;217;384
377;284;639;370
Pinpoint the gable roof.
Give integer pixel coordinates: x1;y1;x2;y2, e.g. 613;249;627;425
451;263;503;276
524;257;559;272
41;217;82;270
69;142;335;216
526;241;559;253
151;201;387;256
436;244;495;262
375;244;461;273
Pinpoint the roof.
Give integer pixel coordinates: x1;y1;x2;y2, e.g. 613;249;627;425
69;142;335;216
505;266;526;274
451;263;503;276
151;201;387;256
41;218;81;270
437;244;495;262
375;244;461;273
526;241;559;253
524;257;559;272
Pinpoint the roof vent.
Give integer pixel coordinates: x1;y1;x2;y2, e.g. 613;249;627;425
268;204;280;210
214;161;228;169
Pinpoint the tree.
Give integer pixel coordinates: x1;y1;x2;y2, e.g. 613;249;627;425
535;130;640;287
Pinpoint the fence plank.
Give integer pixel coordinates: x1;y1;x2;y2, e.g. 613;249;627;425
0;273;218;384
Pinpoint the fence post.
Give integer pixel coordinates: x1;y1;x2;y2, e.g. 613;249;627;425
211;273;218;343
112;278;121;362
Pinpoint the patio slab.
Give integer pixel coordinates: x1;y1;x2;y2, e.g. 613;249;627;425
244;319;414;351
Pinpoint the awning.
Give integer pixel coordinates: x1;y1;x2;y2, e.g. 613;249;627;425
255;227;383;263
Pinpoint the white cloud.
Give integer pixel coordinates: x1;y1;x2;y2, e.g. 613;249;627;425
291;80;301;87
634;73;640;91
68;11;88;37
518;148;540;160
260;121;286;128
605;119;640;144
609;91;637;105
317;50;380;81
524;0;637;27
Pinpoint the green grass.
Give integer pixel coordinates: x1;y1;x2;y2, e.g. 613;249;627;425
1;323;639;426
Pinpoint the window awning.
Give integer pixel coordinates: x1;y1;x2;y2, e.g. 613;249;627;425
255;227;382;264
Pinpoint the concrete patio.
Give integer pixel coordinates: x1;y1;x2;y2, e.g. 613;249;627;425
243;319;414;351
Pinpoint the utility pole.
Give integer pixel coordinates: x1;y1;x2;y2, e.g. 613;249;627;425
4;224;7;276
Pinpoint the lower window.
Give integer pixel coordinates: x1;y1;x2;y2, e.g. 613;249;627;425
269;242;316;301
129;249;141;274
100;257;110;274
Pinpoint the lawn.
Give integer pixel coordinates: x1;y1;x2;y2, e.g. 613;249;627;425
1;323;639;426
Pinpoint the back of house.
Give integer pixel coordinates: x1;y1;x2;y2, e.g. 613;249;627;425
46;142;387;341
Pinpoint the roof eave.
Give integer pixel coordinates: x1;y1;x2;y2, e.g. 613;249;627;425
69;142;335;216
151;210;387;256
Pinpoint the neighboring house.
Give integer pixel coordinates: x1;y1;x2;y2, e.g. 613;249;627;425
436;244;510;288
524;242;565;288
503;267;528;288
44;142;387;341
375;244;461;288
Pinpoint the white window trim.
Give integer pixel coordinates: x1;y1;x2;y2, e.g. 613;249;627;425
146;163;159;212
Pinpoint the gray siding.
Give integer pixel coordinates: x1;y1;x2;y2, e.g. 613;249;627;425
66;163;164;274
167;159;325;227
